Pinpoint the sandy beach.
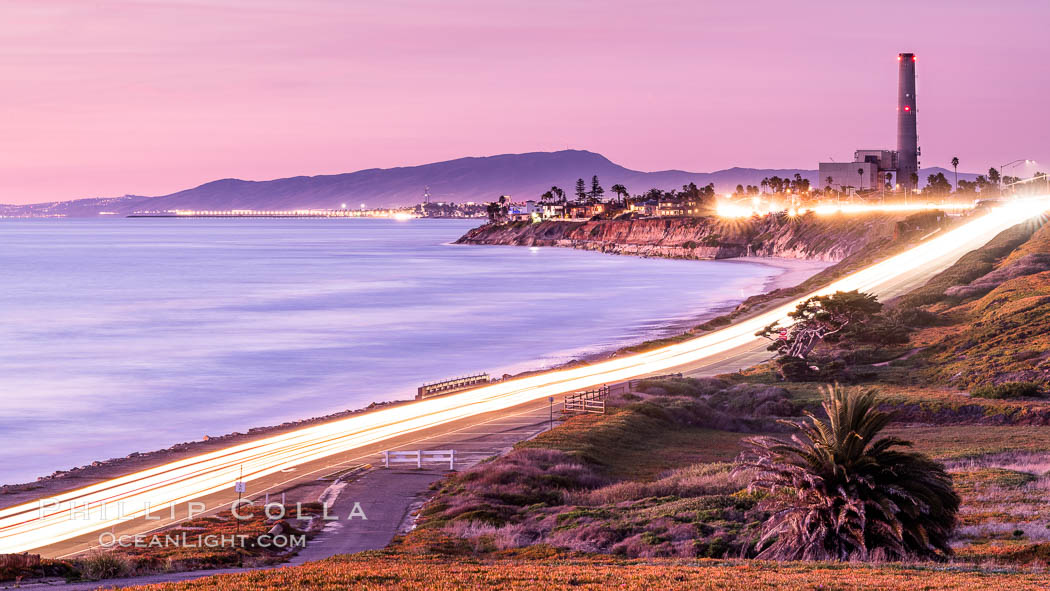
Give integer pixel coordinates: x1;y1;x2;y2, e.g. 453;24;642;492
723;256;836;291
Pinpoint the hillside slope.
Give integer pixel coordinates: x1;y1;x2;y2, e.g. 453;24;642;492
903;221;1050;387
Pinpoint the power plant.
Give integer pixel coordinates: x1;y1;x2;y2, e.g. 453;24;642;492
819;52;920;194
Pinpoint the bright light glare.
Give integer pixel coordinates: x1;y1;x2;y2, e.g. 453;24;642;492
2;198;1048;553
716;202;758;218
717;200;977;219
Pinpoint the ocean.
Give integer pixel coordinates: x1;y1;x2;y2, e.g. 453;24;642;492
0;218;782;484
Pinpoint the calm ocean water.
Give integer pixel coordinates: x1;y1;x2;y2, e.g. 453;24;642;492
0;218;781;484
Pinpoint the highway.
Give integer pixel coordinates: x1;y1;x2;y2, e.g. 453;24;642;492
3;198;1047;556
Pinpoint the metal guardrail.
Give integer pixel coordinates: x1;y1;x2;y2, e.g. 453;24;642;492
564;385;610;414
382;449;456;470
417;373;490;400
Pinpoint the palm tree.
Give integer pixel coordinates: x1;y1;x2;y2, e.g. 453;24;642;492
610;183;628;205
739;385;959;562
551;186;566;203
857;167;865;191
951;157;959;192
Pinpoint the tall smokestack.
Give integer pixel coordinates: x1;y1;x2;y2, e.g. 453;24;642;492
897;52;918;191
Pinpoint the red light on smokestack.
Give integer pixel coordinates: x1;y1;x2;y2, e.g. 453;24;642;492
912;55;917;62
904;105;911;112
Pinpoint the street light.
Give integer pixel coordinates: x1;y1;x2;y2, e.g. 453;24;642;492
1000;159;1033;195
1003;171;1048;196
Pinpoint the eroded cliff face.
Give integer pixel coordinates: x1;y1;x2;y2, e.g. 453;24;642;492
457;213;919;262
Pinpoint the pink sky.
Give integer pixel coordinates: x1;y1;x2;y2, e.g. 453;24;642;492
2;0;1048;204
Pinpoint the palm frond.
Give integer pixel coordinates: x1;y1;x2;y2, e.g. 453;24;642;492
737;384;960;561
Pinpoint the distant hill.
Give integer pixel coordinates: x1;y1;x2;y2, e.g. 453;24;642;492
0;150;982;217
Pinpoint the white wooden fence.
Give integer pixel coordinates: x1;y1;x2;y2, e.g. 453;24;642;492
563;385;610;414
382;449;456;470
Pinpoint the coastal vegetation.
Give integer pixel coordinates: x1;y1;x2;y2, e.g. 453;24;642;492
757;291;901;380
741;386;958;561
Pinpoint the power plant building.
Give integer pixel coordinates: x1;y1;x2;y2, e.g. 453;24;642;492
818;52;919;193
818;160;879;192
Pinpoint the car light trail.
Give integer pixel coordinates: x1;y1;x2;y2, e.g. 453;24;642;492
716;200;976;218
2;198;1048;553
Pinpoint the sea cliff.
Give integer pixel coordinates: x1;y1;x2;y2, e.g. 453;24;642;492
456;212;929;263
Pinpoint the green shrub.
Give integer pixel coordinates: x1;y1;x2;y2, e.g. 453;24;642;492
635;377;727;398
971;382;1044;399
79;551;133;580
884;306;942;328
696;315;732;331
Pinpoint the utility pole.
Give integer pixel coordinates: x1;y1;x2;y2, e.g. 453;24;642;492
233;465;245;565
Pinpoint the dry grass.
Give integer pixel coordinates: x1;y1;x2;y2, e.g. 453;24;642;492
1000;223;1050;267
567;427;751;481
107;503;321;572
882;425;1050;460
945;452;1050;560
519;405;759;481
571;463;747;506
123;552;1050;590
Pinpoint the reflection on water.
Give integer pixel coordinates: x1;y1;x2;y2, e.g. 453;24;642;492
0;218;778;483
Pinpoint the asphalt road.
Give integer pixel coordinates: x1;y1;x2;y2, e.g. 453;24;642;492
31;400;557;559
8;202;1044;559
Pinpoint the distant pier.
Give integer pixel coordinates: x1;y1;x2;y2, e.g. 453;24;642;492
127;209;416;219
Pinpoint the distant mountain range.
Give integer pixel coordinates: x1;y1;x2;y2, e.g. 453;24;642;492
0;150;980;217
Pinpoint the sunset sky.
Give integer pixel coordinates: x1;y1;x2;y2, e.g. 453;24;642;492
2;0;1048;204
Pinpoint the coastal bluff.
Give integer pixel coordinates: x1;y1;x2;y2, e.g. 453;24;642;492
456;212;935;263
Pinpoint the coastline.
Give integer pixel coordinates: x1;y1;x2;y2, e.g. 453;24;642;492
721;256;836;292
0;254;830;498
